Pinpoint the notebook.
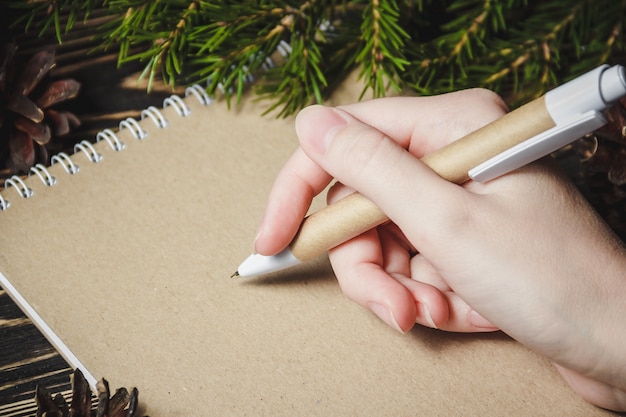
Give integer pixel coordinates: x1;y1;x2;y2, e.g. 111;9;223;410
0;75;615;416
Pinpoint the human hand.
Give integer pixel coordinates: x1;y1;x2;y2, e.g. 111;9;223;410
254;90;626;410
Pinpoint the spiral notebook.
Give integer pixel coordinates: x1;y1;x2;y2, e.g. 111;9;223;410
0;76;615;416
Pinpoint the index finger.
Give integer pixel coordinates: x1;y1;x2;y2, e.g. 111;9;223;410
254;146;332;255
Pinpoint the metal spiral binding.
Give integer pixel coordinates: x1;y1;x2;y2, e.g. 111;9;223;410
96;128;126;152
119;117;147;140
51;153;80;175
0;84;215;211
29;164;57;187
0;165;58;210
141;106;169;128
74;140;103;163
0;194;9;210
4;176;33;199
185;84;213;106
163;95;191;117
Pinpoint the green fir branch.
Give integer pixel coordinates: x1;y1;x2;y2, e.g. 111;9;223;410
356;0;410;98
4;0;626;115
101;0;200;91
405;0;625;106
187;2;294;106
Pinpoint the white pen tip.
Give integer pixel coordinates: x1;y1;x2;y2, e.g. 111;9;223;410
236;248;302;277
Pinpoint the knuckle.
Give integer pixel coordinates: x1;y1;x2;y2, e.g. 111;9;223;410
467;88;508;112
436;89;509;141
416;193;478;249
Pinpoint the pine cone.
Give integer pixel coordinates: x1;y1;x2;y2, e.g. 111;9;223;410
35;369;144;417
0;42;81;175
564;98;626;240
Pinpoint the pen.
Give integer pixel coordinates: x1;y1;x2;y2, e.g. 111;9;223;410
235;64;626;277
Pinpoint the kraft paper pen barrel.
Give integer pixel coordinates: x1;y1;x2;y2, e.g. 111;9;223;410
235;64;626;277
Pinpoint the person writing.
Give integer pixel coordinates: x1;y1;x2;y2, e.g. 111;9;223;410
253;89;626;411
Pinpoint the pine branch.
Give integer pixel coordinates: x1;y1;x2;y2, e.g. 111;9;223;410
406;0;625;106
4;0;626;116
407;0;525;93
253;2;335;116
356;0;411;98
100;0;200;91
188;2;295;106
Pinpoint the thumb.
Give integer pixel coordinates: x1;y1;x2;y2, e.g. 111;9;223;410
295;105;466;246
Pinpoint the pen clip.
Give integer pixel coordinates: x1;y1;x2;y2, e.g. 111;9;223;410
468;110;607;183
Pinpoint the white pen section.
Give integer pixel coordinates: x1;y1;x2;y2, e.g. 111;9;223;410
545;65;626;124
237;247;302;277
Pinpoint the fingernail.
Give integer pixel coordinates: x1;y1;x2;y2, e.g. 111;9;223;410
253;216;266;247
295;105;347;154
369;302;404;333
419;303;438;329
469;309;498;330
253;227;262;249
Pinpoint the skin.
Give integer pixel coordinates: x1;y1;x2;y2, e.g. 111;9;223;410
254;89;626;411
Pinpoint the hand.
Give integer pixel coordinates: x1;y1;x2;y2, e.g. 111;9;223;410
254;90;626;410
